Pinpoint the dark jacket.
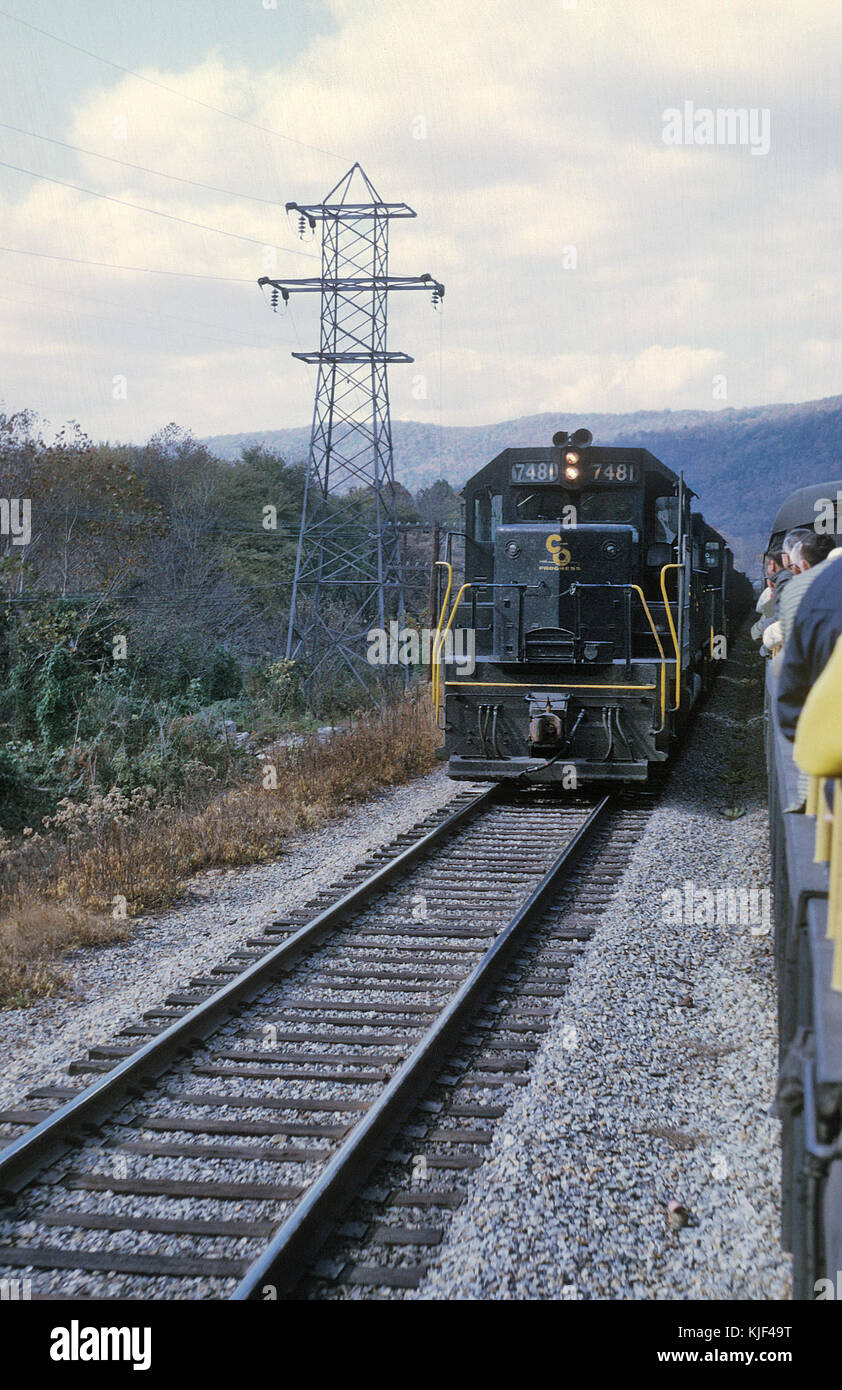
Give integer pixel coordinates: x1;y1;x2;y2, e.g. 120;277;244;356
772;567;794;610
777;556;842;739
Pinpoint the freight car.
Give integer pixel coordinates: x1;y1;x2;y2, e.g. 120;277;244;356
432;428;749;784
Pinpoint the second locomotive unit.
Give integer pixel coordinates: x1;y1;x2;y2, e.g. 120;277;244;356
433;428;745;783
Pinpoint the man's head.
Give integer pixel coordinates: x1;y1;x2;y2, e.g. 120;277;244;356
798;533;837;570
782;528;815;573
764;550;785;579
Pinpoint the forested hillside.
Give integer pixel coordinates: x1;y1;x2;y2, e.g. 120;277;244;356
0;411;459;835
204;393;842;567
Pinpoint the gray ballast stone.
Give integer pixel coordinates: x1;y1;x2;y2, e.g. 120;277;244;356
415;658;791;1301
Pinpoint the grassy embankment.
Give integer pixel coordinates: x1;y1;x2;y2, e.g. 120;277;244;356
0;696;438;1008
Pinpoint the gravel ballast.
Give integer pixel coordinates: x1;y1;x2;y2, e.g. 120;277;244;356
415;652;792;1300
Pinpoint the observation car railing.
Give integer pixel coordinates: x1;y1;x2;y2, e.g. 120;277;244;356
767;664;842;1299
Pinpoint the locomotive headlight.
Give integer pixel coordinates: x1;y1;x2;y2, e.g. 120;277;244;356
564;450;580;467
564;463;580;481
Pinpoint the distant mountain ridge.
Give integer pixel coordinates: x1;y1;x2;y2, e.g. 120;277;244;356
202;393;842;569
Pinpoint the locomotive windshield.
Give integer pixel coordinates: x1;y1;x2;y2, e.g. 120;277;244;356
514;488;639;525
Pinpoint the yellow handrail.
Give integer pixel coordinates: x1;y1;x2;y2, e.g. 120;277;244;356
434;577;666;728
433;582;471;722
431;560;452;714
629;584;667;732
660;562;683;711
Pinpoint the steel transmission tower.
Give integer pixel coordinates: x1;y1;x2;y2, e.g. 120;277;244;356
259;163;443;700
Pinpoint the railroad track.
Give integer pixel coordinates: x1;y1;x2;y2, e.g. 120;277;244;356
0;784;645;1300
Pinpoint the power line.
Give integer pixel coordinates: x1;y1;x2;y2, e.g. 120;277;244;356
0;6;345;162
1;518;435;538
0;158;317;256
0;289;277;352
0;120;290;208
1;272;276;343
2;572;435;606
0;245;255;282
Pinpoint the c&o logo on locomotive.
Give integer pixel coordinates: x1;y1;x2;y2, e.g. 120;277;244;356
541;534;579;572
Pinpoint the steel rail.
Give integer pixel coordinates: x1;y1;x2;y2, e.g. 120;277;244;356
232;791;615;1300
0;785;498;1199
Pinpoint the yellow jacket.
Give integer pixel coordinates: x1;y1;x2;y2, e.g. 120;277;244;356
794;632;842;776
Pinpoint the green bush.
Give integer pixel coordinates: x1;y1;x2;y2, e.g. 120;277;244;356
0;741;68;834
203;648;243;702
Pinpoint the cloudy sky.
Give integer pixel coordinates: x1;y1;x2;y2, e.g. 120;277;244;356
0;0;840;444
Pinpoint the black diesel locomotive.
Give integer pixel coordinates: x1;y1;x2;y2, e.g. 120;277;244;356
434;428;748;784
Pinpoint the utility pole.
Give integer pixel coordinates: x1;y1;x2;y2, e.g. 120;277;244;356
259;163;443;703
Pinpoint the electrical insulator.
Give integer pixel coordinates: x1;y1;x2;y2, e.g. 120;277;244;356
298;213;307;238
431;287;440;309
271;287;279;311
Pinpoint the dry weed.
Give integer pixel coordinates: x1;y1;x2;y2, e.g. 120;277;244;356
0;695;438;1007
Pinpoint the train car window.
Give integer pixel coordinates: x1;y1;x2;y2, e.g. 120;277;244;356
491;493;503;535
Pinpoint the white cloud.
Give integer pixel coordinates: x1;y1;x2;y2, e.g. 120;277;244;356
1;0;840;441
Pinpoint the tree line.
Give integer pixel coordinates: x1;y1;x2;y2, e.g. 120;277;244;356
0;410;460;831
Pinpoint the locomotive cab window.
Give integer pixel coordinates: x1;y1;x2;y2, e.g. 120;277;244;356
470;491;504;543
473;493;490;542
654;495;679;544
472;492;503;542
577;490;639;525
514;488;638;524
705;541;721;569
